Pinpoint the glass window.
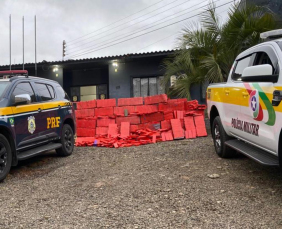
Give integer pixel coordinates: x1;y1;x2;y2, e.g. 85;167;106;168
133;76;164;97
12;82;36;102
232;56;252;81
0;82;11;97
35;83;52;101
253;52;274;74
47;85;55;99
56;86;69;100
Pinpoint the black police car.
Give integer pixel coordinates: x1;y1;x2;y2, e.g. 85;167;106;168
0;70;76;181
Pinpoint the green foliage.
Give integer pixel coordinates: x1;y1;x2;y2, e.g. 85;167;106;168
163;2;278;98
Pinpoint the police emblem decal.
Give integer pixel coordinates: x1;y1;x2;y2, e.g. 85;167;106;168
28;116;36;134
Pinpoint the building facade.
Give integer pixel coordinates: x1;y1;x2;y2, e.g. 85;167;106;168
0;51;206;104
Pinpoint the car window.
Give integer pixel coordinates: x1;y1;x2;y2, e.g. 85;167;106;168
12;82;36;103
47;85;55;99
56;86;69;100
231;55;252;81
253;52;279;75
0;82;11;97
34;83;52;101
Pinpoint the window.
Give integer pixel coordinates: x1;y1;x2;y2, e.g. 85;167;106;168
253;52;274;74
0;82;11;97
12;82;36;103
231;56;252;81
133;76;165;97
47;85;55;99
80;85;97;101
34;83;52;101
56;86;69;100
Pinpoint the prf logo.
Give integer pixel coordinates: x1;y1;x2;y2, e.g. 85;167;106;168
249;89;260;119
244;83;276;126
47;117;60;129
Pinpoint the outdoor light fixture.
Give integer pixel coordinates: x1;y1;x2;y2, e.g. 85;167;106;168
112;62;118;67
53;66;59;72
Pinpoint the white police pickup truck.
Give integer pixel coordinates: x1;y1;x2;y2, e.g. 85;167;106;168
207;29;282;166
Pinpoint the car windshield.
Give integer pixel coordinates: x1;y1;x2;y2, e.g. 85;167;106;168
0;81;11;97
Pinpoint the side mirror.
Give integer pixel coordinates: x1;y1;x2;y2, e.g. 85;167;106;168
15;94;31;105
241;64;278;82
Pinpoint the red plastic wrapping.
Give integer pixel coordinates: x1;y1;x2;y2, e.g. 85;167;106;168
161;120;171;130
130;125;139;133
135;105;158;114
161;130;174;141
77;128;95;137
120;122;130;138
75;109;95;118
114;106;136;116
118;97;143;106
116;115;140;125
87;100;97;108
144;94;168;105
96;127;108;136
95;107;114;116
138;122;161;131
141;112;164;123
97;117;115;127
185;130;196;139
164;111;174;120
108;124;118;137
171;119;184;139
159;101;185;112
184;116;196;132
96;99;116;108
194;115;207;137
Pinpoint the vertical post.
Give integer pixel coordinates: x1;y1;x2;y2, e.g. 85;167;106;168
23;16;24;70
34;15;37;77
9;14;11;71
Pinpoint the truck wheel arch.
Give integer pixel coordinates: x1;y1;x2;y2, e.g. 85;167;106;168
210;106;219;132
0;126;17;166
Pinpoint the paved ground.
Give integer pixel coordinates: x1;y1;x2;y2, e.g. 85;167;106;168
1;136;282;228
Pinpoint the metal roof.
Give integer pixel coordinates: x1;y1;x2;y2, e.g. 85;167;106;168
0;50;176;68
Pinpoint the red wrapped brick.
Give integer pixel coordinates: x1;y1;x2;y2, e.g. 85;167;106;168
96;99;116;108
185;100;199;110
185;130;196;139
159;101;185;112
116;115;140;125
194;115;207;137
171;119;184;139
118;97;143;106
87;118;97;128
114;106;136;116
120;122;130;138
174;110;184;119
184;116;196;132
75;109;95;118
96;127;108;136
77;128;95;137
141;112;164;123
164;111;174;120
130;125;139;133
87;100;97;108
108;124;118;137
161;130;174;141
97;117;115;127
138;122;160;131
95;107;114;116
144;94;168;105
135;105;158;114
161;120;171;130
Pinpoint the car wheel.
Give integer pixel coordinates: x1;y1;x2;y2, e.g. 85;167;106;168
56;124;74;157
0;134;12;182
212;116;236;158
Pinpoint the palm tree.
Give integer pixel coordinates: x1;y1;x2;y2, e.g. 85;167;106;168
163;2;278;99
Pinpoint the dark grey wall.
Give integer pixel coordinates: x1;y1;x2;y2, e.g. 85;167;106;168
108;59;165;99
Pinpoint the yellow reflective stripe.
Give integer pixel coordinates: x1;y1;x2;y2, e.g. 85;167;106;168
209;86;282;113
0;101;68;116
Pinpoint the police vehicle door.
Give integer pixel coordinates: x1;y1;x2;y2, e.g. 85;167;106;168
11;82;47;149
240;45;280;154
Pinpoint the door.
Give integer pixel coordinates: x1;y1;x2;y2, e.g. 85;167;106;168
224;55;253;135
240;45;280;154
11;82;48;150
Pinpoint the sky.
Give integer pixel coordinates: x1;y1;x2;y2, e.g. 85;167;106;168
0;0;237;66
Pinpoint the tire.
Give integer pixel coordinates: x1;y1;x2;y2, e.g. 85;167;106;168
56;124;74;157
0;134;12;182
212;116;236;158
